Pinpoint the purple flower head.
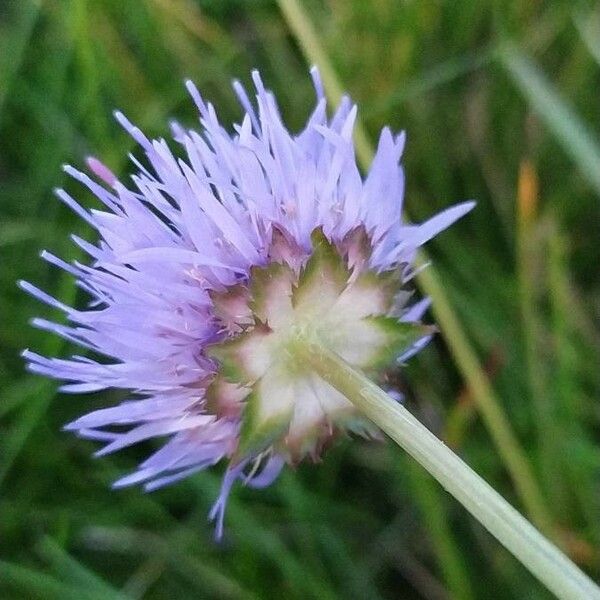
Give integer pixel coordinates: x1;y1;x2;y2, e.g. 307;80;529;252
22;68;474;538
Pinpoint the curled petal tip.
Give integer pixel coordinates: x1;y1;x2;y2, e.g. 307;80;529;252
86;156;117;186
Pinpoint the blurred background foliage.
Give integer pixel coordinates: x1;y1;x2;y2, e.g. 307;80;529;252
1;0;600;598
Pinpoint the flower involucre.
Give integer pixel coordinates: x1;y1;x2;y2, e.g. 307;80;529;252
22;69;474;537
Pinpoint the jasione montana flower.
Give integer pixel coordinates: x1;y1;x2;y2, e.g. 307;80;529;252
22;68;473;537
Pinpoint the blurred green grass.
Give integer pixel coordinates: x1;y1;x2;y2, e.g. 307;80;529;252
1;1;600;598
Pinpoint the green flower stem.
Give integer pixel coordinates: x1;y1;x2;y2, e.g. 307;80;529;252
295;338;600;600
414;259;552;534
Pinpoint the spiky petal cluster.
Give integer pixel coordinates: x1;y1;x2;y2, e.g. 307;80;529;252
22;69;473;537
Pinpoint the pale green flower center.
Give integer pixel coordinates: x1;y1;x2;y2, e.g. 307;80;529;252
206;228;429;462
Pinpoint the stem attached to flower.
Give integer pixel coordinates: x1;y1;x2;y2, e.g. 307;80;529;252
296;337;600;600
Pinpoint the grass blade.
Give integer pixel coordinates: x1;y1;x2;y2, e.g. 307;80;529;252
500;44;600;196
0;560;123;600
0;0;41;121
574;9;600;67
36;537;128;600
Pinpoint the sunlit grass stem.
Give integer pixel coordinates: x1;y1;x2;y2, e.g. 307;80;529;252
277;0;552;532
516;161;564;512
